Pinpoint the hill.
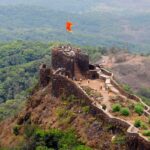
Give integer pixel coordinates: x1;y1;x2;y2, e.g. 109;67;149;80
0;2;150;53
0;84;123;149
99;52;150;105
0;45;150;150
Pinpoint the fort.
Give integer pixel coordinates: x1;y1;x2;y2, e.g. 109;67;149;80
39;45;150;150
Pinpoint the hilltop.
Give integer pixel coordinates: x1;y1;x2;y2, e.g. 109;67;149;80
0;45;150;150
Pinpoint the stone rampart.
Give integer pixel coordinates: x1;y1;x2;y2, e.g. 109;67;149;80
51;74;150;149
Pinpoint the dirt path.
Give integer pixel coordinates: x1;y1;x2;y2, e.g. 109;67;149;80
76;79;115;111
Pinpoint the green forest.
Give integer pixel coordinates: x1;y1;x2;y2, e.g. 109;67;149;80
0;5;150;54
0;41;52;121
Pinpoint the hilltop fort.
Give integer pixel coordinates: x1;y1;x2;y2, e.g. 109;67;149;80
0;45;150;149
38;45;150;149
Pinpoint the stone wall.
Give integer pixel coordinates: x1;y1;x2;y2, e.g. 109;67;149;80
51;74;150;149
39;62;150;149
52;49;74;78
88;70;99;79
51;47;89;80
100;68;150;149
101;68;112;76
75;52;89;75
44;45;150;149
51;74;91;102
126;132;150;150
51;75;130;129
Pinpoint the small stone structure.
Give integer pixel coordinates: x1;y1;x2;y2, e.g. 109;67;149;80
52;45;89;80
40;45;100;83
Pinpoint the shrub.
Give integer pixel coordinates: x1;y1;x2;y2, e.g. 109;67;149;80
134;120;141;128
36;146;50;150
13;125;20;136
24;124;36;138
102;104;107;110
120;108;130;116
123;84;133;94
57;108;76;126
142;130;150;136
112;135;126;145
141;122;148;130
56;108;66;118
75;145;92;150
112;104;121;112
134;104;144;115
34;129;92;150
67;95;76;102
128;103;134;110
82;106;90;113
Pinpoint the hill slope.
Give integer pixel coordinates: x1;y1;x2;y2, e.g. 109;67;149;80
0;82;126;150
100;52;150;105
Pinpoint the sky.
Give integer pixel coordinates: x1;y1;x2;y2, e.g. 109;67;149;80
0;0;150;13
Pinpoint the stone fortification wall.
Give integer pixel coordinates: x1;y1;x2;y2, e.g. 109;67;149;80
52;49;74;78
75;52;89;75
51;74;130;129
51;46;89;80
126;132;150;150
52;74;91;102
51;74;150;149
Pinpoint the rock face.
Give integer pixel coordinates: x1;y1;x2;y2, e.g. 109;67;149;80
52;45;89;80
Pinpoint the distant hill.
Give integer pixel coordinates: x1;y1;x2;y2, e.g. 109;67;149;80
0;1;149;53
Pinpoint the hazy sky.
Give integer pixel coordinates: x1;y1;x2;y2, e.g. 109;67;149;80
0;0;150;13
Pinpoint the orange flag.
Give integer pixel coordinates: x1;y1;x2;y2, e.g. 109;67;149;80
66;21;73;32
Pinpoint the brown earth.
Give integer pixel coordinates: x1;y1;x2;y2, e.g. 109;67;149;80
0;84;125;150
